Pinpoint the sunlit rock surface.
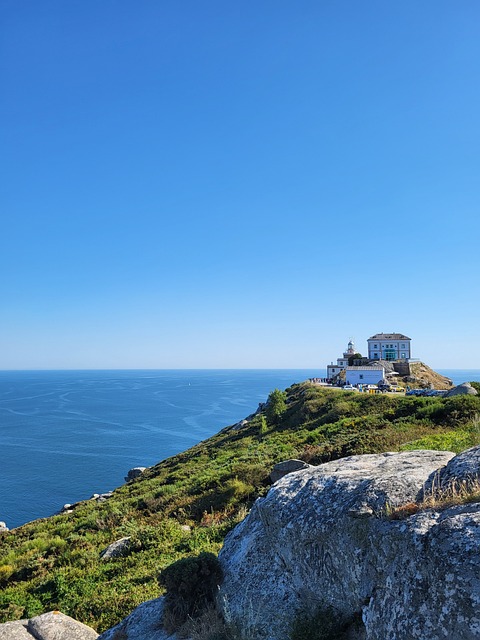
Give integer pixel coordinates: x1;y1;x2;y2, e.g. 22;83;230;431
218;448;480;639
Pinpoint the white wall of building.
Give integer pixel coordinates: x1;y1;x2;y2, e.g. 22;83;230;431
345;367;385;386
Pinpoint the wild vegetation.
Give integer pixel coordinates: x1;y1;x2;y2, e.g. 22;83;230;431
1;382;480;633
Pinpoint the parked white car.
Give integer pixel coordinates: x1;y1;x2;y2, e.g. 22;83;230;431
342;385;358;391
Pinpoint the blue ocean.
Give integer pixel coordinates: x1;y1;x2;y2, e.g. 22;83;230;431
0;369;478;529
0;369;321;528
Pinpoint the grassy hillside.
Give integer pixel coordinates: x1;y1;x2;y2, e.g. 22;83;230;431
1;382;480;632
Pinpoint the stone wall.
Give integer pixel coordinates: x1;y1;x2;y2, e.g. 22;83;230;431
392;361;411;376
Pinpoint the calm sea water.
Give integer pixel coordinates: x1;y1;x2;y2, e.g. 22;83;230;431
0;369;321;528
437;370;480;387
1;369;478;529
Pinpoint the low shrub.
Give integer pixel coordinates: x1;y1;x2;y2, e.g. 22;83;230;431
400;429;478;453
159;552;223;633
0;565;14;583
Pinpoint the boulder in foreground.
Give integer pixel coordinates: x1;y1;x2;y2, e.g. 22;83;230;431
218;448;480;639
98;597;175;640
0;611;98;640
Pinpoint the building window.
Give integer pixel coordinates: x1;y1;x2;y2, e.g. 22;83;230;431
360;375;364;379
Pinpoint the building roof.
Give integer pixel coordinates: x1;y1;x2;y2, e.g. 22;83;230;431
368;333;411;341
346;366;385;370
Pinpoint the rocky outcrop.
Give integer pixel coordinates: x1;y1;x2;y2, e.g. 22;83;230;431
218;448;480;640
0;620;31;640
270;458;314;483
0;611;98;639
59;492;114;515
97;597;175;640
100;536;131;560
445;381;478;397
0;522;8;533
407;362;453;389
436;443;480;488
124;467;147;482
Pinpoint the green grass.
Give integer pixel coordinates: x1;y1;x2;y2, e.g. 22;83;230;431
0;382;479;632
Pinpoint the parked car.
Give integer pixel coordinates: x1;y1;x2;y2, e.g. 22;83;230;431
342;385;358;391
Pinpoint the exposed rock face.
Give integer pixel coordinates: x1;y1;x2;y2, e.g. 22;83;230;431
217;448;480;640
97;597;176;640
100;536;131;560
436;444;480;488
407;362;453;389
0;620;31;640
58;492;113;515
0;611;98;639
270;458;314;483
445;382;478;397
125;467;147;482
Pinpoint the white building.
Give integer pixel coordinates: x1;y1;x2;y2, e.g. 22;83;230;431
367;333;411;361
345;365;385;386
327;339;357;380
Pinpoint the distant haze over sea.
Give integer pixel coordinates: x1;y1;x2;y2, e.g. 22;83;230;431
0;369;478;529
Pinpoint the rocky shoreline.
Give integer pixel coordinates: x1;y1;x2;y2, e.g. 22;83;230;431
1;467;149;534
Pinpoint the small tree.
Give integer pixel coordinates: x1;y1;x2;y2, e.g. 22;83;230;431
266;388;287;424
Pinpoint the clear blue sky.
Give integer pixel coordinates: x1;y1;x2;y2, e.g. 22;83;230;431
1;1;479;369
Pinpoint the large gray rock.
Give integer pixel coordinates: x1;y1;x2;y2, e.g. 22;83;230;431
436;443;480;488
217;449;480;640
98;597;177;640
124;467;147;482
445;382;478;397
270;459;314;483
0;612;98;639
28;611;99;639
100;536;131;560
363;506;480;639
0;620;31;640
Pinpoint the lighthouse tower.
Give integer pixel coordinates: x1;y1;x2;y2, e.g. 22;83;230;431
326;338;358;380
343;338;355;359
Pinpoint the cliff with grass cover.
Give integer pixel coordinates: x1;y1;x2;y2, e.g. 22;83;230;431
1;381;480;636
